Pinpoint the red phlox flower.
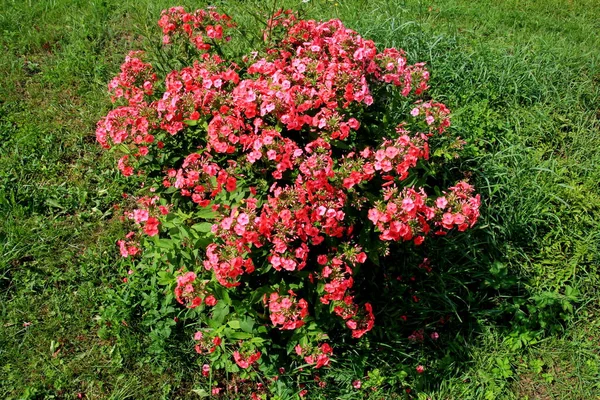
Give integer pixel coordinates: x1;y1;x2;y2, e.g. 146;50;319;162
108;51;157;105
194;330;222;354
174;271;218;309
267;291;309;330
233;349;261;369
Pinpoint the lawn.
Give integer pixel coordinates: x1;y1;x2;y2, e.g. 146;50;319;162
1;0;599;399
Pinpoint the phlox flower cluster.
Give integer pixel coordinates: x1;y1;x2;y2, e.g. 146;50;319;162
436;181;481;232
158;6;235;49
295;343;334;369
266;291;309;330
117;196;168;257
99;6;481;374
122;195;167;238
233;347;262;369
108;51;157;106
166;153;238;206
368;180;481;244
194;330;223;354
117;231;140;258
315;249;374;338
174;271;218;308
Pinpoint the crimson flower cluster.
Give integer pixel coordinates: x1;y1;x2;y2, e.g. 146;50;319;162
194;330;222;354
174;271;218;308
295;343;334;369
158;6;235;49
266;291;309;330
117;195;167;257
233;348;262;369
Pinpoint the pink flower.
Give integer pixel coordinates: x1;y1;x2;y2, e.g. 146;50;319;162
233;350;261;369
402;197;415;212
205;295;218;306
416;365;425;374
221;217;233;230
356;252;367;263
352;380;362;389
117;155;133;176
144;217;160;236
436;196;448;209
441;213;454;229
118;240;129;257
237;213;249;226
385;146;399;159
367;208;380;224
454;213;466;225
158;205;169;215
133;209;149;223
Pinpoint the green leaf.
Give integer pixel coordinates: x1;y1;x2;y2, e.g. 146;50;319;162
240;316;255;333
249;286;271;304
192;222;213;233
227;331;252;340
157;271;175;286
211;302;229;326
249;337;265;345
194;236;213;250
227;320;241;330
191;389;209;397
45;198;64;209
195;207;217;219
156;239;175;250
115;144;130;154
213;285;231;305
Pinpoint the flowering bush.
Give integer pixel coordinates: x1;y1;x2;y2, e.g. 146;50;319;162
98;6;480;394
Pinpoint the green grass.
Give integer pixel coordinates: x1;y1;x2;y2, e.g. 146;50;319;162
1;0;599;398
